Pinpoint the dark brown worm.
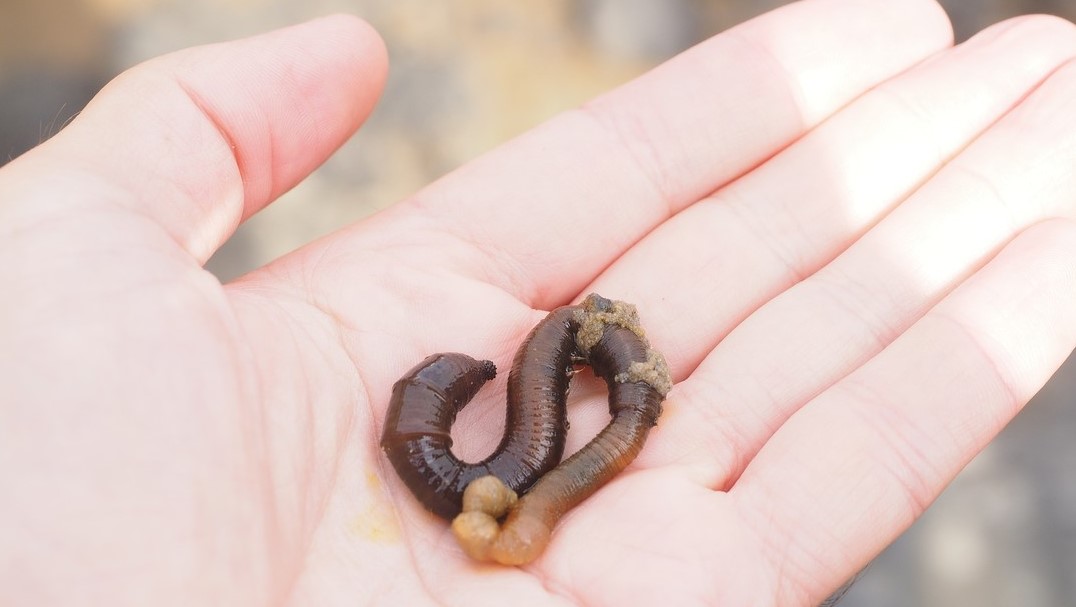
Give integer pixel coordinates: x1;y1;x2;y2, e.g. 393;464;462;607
450;297;671;565
382;294;672;564
380;307;580;520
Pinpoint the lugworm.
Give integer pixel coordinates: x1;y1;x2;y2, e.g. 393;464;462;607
380;306;579;520
381;294;672;565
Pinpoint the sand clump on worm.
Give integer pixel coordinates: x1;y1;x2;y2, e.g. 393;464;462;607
381;294;672;565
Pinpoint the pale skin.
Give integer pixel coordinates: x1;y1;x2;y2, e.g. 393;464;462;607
3;1;1076;605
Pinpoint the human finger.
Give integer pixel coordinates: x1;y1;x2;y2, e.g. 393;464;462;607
641;42;1076;484
0;15;387;263
320;0;952;310
728;218;1076;604
583;15;1076;378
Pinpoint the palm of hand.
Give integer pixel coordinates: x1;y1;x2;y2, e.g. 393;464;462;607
5;4;1076;607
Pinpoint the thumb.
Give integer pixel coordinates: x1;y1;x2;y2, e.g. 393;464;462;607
0;14;388;263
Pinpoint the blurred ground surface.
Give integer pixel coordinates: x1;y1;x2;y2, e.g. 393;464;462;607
2;1;1075;605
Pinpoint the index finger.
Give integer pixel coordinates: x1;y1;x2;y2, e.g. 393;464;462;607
346;0;953;309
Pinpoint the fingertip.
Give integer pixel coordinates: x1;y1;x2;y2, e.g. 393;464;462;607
233;13;389;207
28;15;391;263
968;13;1076;55
919;0;956;46
296;13;390;111
869;0;952;48
198;13;389;208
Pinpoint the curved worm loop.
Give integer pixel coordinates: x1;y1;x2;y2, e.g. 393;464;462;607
451;295;672;565
380;307;579;520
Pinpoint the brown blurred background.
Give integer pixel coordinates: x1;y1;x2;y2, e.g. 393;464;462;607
2;1;1074;605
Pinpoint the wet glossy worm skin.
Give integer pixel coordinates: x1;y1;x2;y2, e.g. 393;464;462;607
382;294;671;565
450;302;671;565
380;307;579;520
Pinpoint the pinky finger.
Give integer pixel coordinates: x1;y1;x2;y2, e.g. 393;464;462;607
728;218;1076;605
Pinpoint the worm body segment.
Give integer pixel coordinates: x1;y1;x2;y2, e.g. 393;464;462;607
381;308;579;520
451;298;671;565
382;294;672;564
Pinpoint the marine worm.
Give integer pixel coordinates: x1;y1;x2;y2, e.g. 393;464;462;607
380;306;580;520
381;294;672;565
450;295;671;565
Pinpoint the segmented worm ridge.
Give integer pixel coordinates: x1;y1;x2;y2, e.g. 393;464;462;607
381;307;579;520
381;294;672;564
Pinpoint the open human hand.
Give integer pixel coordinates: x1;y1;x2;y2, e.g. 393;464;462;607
4;1;1076;605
